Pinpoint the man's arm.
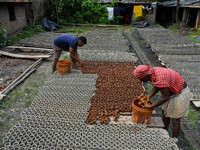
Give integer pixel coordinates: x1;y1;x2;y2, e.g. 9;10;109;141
145;87;170;109
147;86;159;98
74;46;85;67
69;47;81;63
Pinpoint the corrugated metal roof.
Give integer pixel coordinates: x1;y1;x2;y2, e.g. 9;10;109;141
183;0;200;8
0;0;33;2
99;0;154;4
183;0;200;5
159;0;200;7
183;3;200;7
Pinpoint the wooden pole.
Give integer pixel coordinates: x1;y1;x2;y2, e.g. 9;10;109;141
176;0;180;23
182;8;189;27
6;46;53;52
195;9;200;31
0;51;52;100
1;58;43;95
0;51;51;59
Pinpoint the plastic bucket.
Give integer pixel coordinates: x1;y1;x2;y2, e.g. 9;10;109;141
57;60;71;75
132;99;154;124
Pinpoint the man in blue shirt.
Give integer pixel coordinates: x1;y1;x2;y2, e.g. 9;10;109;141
52;34;87;73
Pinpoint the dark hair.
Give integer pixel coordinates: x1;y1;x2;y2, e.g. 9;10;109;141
78;36;87;44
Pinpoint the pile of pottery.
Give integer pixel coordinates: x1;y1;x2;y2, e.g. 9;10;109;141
135;93;153;108
82;62;144;124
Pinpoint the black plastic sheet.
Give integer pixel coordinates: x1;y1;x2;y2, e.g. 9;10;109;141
40;18;61;31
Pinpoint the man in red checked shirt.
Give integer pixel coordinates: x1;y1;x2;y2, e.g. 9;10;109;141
133;65;191;138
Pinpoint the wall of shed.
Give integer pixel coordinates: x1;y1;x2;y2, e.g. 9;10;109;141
32;0;48;22
0;3;27;35
145;7;157;22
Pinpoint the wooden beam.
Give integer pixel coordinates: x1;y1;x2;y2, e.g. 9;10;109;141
0;51;51;59
6;46;53;52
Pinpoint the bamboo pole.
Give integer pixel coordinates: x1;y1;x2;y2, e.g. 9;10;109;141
0;51;51;59
6;46;53;52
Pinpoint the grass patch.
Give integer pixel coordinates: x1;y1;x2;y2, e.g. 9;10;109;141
55;26;93;34
145;83;154;95
188;108;200;129
183;136;196;150
168;22;181;33
187;28;200;43
6;25;44;46
0;138;3;148
153;24;163;28
25;100;32;107
0;87;23;109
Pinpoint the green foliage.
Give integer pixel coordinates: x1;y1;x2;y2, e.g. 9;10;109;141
49;0;65;23
188;108;200;129
183;136;196;150
25;100;32;107
6;25;43;46
0;21;7;48
47;0;83;25
187;27;200;43
135;15;145;22
55;26;93;34
82;0;108;24
62;53;69;60
47;0;123;25
168;22;181;32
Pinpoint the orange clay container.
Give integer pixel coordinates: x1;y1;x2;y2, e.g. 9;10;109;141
57;60;71;75
132;99;154;124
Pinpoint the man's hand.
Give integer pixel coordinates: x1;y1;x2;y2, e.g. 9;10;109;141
78;61;85;67
143;103;153;109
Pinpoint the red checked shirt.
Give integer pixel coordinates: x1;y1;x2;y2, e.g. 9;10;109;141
150;67;184;94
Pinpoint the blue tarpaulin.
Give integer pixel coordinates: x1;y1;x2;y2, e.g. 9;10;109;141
197;36;200;41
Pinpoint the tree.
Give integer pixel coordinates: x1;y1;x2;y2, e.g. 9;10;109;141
50;0;65;23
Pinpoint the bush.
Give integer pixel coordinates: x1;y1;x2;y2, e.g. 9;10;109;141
0;22;7;48
135;15;145;22
47;0;123;25
0;24;44;48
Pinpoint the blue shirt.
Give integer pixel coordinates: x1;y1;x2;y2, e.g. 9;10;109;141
54;34;78;50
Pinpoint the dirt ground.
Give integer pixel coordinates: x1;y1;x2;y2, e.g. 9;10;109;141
0;56;53;147
0;50;50;92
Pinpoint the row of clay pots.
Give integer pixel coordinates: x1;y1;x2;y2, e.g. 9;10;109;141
82;62;144;125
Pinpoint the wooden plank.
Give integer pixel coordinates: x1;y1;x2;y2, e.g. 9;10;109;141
190;99;200;101
6;46;53;52
0;51;51;59
0;93;6;100
192;101;200;107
